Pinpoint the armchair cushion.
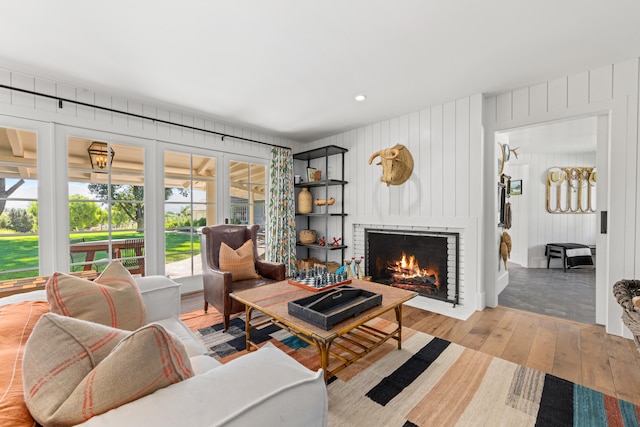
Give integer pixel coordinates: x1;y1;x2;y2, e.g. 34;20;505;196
219;240;260;281
46;261;147;331
23;313;193;427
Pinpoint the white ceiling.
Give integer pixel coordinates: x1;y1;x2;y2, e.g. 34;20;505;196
1;1;639;143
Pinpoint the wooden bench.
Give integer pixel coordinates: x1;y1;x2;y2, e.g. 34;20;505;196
0;270;98;297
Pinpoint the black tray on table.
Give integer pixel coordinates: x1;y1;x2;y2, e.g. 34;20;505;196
287;285;382;330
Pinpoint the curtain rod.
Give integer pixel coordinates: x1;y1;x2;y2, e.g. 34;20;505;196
0;84;291;150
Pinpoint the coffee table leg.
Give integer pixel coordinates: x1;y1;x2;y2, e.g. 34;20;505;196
316;340;331;382
395;305;403;350
245;305;253;351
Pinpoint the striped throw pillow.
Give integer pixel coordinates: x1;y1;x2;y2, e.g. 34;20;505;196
46;261;147;331
23;313;193;427
218;240;260;281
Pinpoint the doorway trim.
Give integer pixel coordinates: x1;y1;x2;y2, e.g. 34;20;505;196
482;95;621;333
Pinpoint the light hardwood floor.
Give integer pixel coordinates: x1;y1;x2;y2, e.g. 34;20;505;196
380;305;640;405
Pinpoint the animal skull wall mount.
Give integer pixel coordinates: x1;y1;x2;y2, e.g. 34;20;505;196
368;144;414;186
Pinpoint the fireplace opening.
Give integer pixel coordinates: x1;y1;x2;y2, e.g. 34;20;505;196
365;229;459;306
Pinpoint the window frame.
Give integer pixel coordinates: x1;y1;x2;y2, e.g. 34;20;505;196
163;147;220;279
0;116;54;277
56;125;153;274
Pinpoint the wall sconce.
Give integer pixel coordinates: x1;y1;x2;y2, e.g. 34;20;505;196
87;141;115;170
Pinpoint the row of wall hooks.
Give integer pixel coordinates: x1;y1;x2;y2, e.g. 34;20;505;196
546;166;596;214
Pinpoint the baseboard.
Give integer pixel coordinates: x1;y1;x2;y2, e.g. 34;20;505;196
405;295;474;321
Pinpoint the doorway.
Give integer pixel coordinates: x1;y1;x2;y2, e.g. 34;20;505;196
495;115;604;325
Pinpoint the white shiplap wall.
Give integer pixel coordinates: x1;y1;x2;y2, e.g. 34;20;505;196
301;94;483;320
0;67;297;155
484;59;640;337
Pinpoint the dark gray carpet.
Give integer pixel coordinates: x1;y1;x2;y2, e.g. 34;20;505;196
498;264;596;325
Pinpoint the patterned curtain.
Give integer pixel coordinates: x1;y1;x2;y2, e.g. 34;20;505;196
266;147;296;275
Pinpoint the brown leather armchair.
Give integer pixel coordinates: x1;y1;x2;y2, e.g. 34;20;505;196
201;224;286;331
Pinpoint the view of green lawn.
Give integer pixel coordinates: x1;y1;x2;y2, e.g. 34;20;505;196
0;231;200;281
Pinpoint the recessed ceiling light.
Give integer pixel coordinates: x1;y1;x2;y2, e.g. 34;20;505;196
355;94;366;102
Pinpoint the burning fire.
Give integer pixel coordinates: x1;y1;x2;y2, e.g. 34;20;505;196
387;252;439;289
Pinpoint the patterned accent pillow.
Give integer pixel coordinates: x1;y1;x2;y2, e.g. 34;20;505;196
218;240;260;281
0;301;50;427
23;313;194;427
46;261;147;330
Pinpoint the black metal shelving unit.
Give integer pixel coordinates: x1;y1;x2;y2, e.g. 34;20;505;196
294;145;348;268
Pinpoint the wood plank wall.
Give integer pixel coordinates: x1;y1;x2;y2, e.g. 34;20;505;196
300;95;483;316
304;97;483;220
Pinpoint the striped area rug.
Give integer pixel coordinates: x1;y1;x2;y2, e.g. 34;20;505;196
190;315;640;426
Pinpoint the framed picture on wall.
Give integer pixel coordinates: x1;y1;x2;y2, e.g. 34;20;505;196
510;179;523;195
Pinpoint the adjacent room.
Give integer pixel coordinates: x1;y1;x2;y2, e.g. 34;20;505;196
1;2;640;426
496;116;600;325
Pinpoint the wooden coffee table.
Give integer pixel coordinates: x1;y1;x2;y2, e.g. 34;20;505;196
231;279;417;381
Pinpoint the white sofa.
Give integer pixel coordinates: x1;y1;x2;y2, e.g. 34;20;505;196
1;275;329;427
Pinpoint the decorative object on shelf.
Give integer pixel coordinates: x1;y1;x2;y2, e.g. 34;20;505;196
344;258;353;279
546;166;596;214
314;197;335;206
306;167;317;182
317;236;326;246
510;180;522;196
294;175;302;184
330;237;342;247
297;257;321;271
314;170;322;181
295;258;340;273
297;187;312;214
299;229;317;244
354;256;364;279
368;144;414;186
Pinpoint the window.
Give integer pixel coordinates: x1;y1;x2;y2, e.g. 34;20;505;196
229;161;266;257
164;151;217;278
68;138;145;273
0;126;39;280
